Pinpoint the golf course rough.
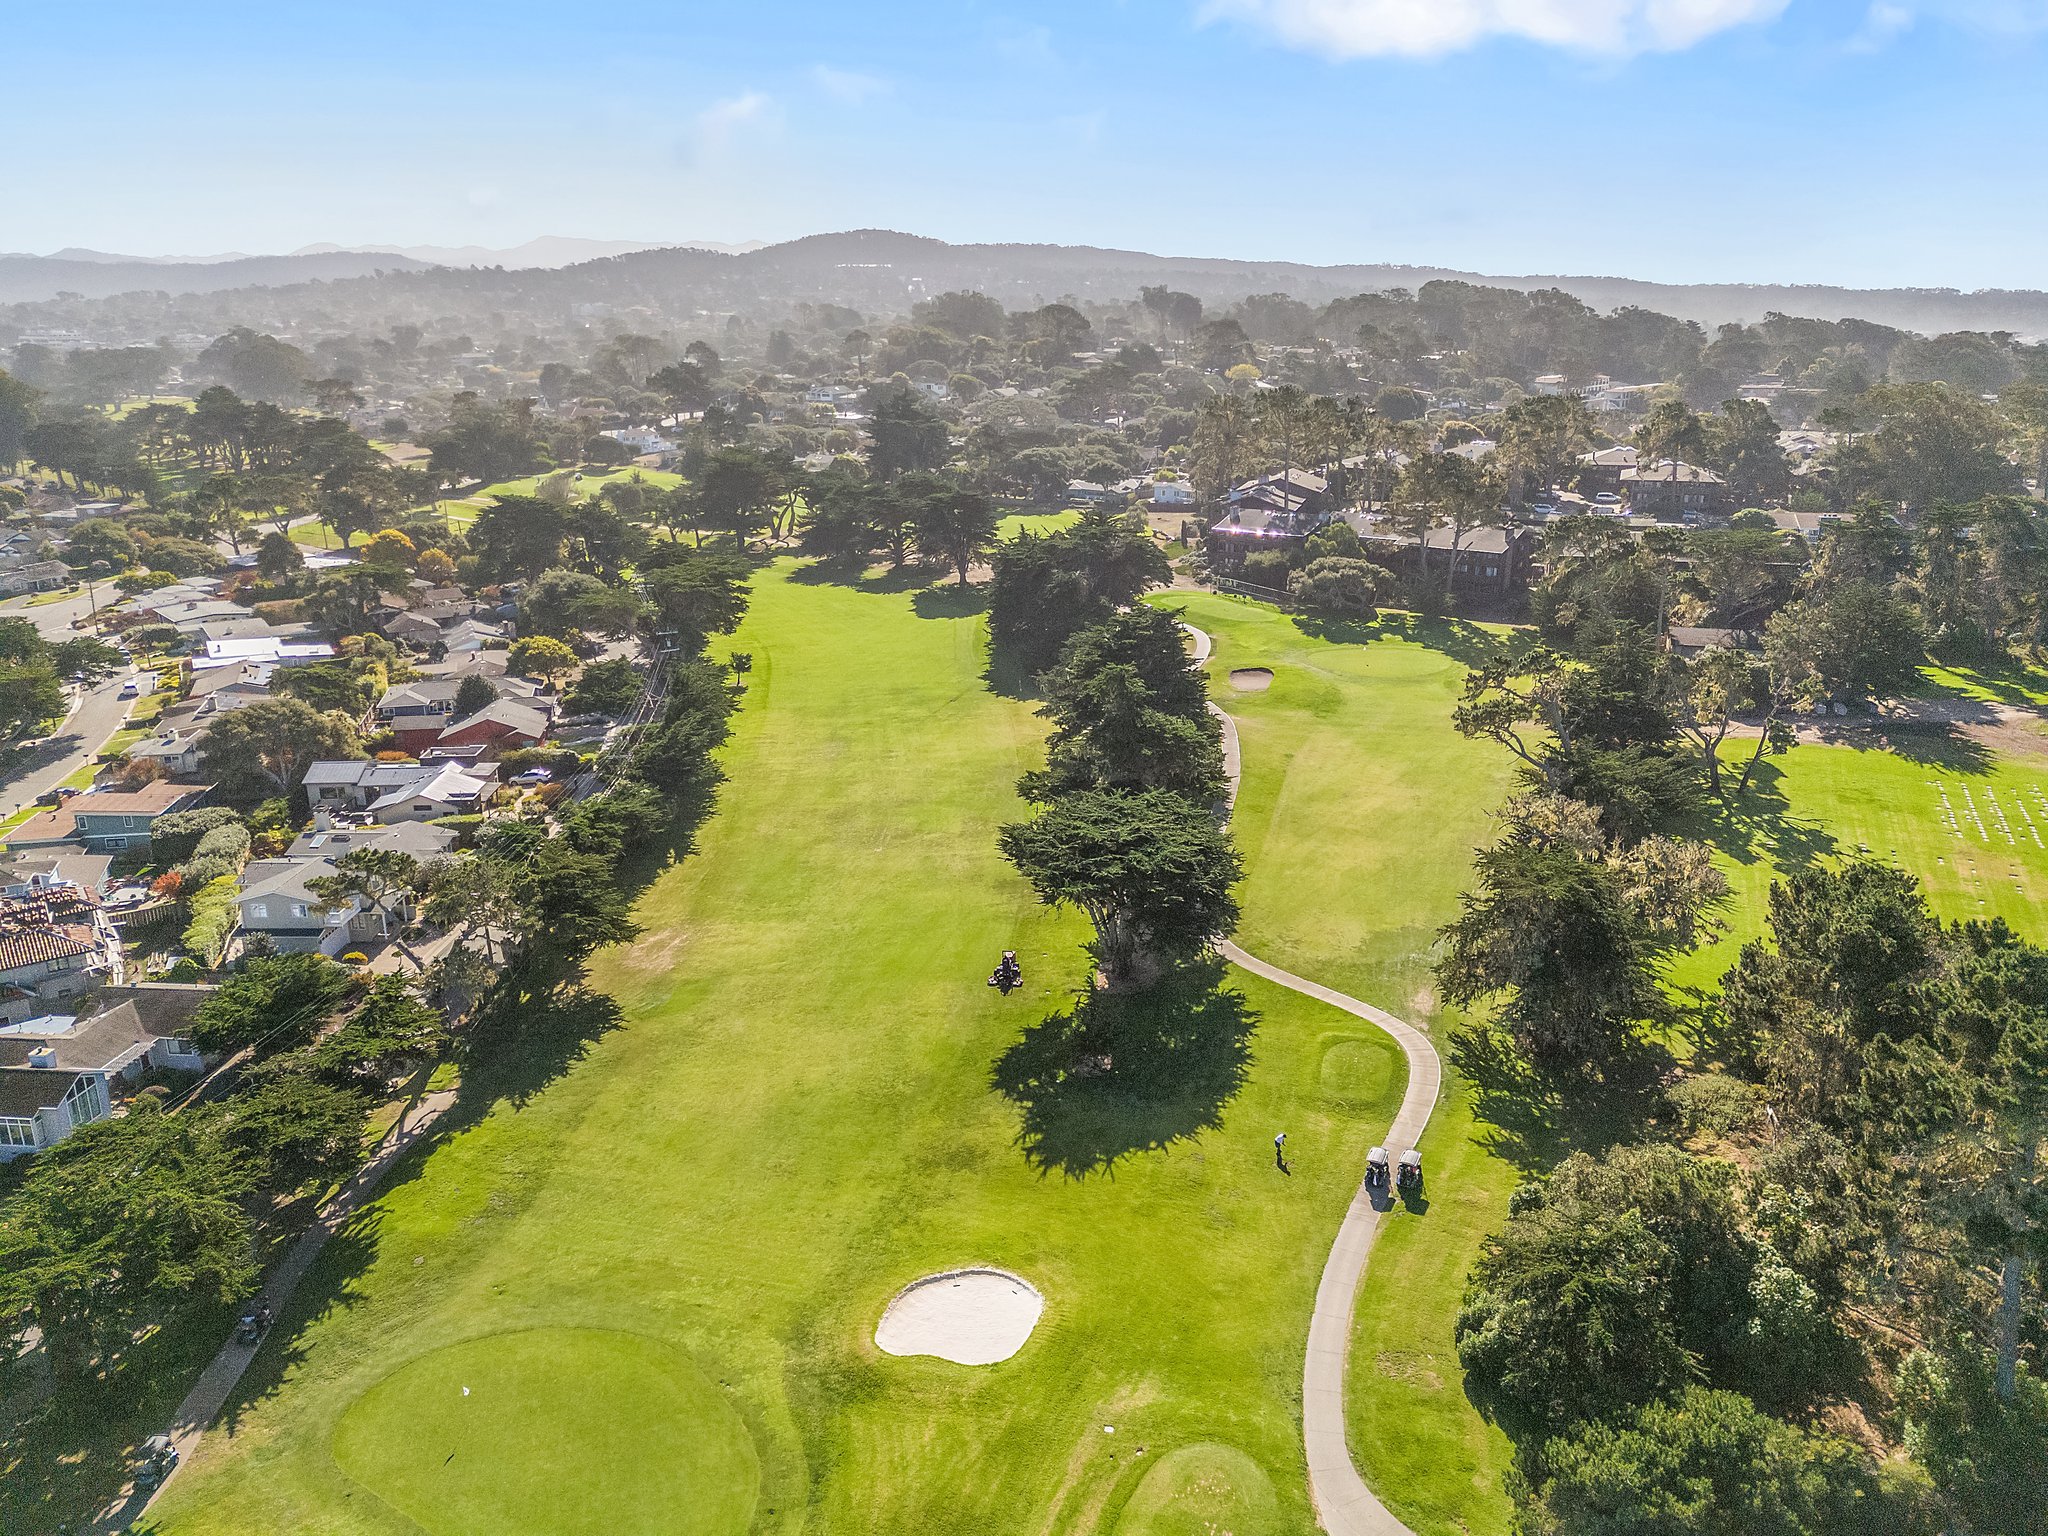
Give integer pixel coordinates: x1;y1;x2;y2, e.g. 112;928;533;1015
330;1328;757;1535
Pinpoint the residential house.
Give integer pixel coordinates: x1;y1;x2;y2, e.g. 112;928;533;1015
236;820;457;956
1065;480;1117;507
6;782;211;853
0;887;118;1008
0;1068;111;1159
0;544;72;597
1665;625;1757;656
120;724;208;777
1621;461;1731;523
0;849;111;900
0;985;212;1158
152;599;253;633
436;618;510;657
1355;523;1537;601
419;697;549;758
1575;446;1640;499
302;759;492;822
195;637;335;670
1206;469;1333;570
1151;478;1196;507
371;673;541;734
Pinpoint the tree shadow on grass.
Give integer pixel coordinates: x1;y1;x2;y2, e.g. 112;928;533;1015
1448;1021;1677;1177
1684;759;1839;873
990;954;1256;1178
1365;611;1516;670
786;556;935;595
910;583;989;620
1871;720;1993;774
453;981;624;1117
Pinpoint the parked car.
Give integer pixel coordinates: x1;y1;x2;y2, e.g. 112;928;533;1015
119;680;139;698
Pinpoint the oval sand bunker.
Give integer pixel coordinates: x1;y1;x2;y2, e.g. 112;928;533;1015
1229;667;1274;692
875;1268;1044;1365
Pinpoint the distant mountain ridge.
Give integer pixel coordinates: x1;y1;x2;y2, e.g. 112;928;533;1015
0;237;763;304
6;228;2048;336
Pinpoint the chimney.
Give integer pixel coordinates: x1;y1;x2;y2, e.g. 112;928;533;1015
313;809;333;832
27;1045;55;1068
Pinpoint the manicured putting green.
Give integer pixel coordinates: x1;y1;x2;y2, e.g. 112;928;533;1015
1111;1443;1281;1536
331;1328;757;1536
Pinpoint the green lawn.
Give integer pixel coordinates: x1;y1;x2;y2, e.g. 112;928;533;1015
144;566;1406;1536
474;468;685;502
1670;736;2048;991
997;510;1080;541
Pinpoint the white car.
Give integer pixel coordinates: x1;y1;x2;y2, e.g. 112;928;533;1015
119;680;139;699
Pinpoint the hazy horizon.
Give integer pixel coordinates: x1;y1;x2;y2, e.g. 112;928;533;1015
13;1;2048;293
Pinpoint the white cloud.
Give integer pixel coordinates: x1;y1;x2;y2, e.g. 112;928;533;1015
682;91;778;165
1202;0;1790;57
1845;0;2048;50
1847;0;1916;50
810;65;889;104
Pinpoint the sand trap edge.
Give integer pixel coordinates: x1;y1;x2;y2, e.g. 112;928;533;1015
873;1266;1046;1366
1229;668;1274;692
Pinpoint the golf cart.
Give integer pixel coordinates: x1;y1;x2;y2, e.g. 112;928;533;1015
1396;1148;1423;1193
234;1303;272;1346
1364;1146;1390;1190
987;950;1023;996
135;1434;178;1490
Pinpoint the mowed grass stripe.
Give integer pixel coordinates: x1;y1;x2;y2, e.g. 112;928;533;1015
152;567;1406;1536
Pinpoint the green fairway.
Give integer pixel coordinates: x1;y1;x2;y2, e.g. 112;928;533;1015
1167;592;1523;1536
474;468;684;501
1109;1442;1282;1535
147;565;1407;1536
996;510;1080;540
330;1329;757;1536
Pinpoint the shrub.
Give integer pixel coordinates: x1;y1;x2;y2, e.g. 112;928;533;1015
192;822;251;864
151;807;242;865
181;873;241;968
1288;557;1385;619
1239;550;1295;589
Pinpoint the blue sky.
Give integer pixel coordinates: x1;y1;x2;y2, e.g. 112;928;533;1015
8;0;2048;288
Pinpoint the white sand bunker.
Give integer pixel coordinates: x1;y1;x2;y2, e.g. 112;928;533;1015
1229;668;1274;692
875;1268;1044;1365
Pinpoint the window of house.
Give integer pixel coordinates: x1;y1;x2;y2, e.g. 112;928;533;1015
62;1074;107;1124
0;1117;36;1148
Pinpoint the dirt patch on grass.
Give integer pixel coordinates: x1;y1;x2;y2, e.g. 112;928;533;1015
1375;1350;1445;1390
1228;668;1273;692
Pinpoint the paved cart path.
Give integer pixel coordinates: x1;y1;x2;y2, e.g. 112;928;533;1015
1189;622;1440;1536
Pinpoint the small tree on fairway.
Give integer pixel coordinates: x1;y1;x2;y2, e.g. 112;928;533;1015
999;788;1241;990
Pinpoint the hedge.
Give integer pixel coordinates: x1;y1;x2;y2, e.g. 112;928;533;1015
181;872;241;968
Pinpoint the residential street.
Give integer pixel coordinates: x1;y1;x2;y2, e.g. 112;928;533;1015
0;578;119;641
0;669;136;821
